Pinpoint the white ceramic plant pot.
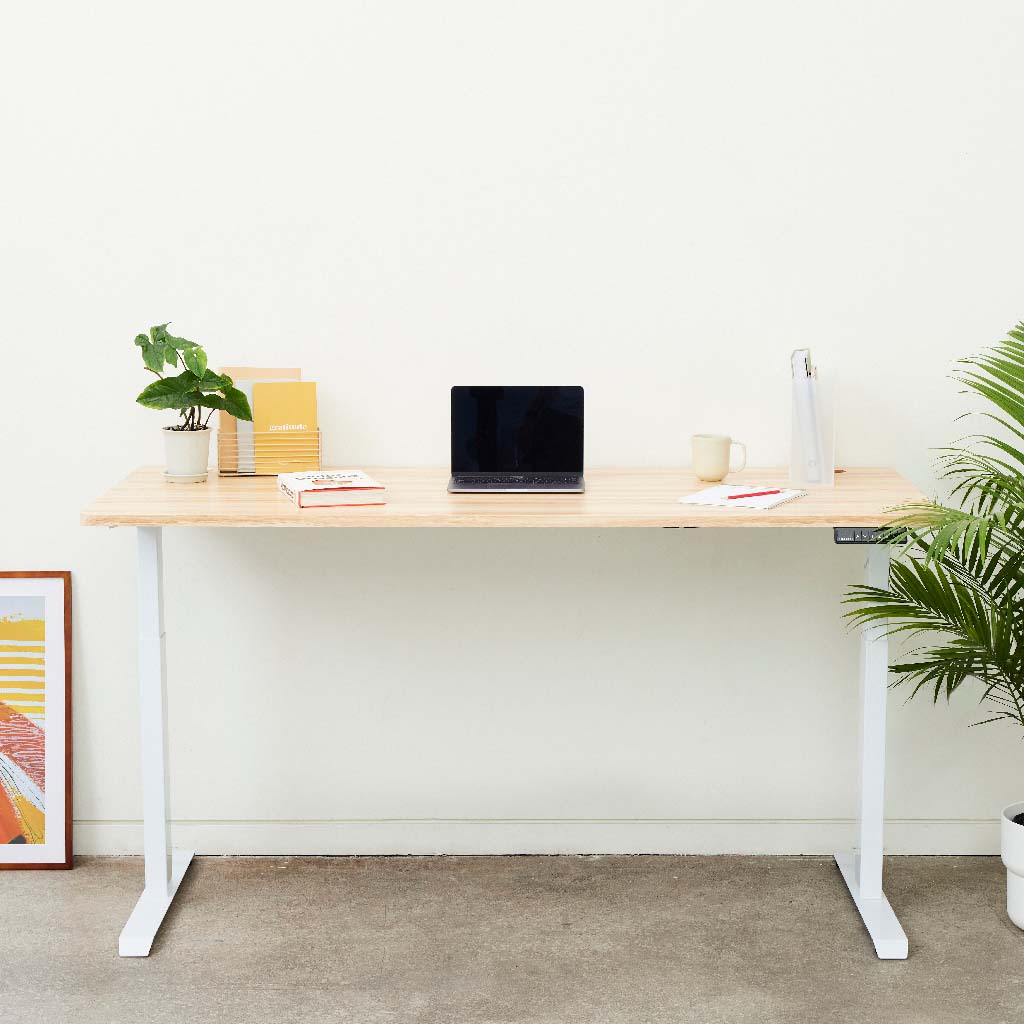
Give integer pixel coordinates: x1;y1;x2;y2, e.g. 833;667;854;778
163;426;211;483
1001;802;1024;929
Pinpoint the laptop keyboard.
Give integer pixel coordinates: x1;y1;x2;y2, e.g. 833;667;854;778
455;474;581;486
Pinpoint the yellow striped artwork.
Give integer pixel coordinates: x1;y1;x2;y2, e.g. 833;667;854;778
0;597;47;845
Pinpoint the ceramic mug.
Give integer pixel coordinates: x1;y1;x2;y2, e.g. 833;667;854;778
692;434;747;482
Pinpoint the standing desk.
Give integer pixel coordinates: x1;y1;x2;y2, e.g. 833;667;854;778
82;466;924;959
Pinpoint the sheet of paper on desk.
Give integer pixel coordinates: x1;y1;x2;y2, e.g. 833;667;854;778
678;485;807;510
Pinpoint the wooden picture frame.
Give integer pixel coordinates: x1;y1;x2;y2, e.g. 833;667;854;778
0;571;71;869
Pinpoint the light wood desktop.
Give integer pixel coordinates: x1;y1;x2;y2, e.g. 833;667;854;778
82;465;920;528
82;465;925;961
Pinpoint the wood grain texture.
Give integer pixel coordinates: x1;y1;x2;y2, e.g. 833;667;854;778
81;467;924;528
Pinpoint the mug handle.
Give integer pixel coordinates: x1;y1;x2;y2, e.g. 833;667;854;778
730;441;747;474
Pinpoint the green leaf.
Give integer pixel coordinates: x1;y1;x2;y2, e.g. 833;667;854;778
182;346;208;378
164;334;199;351
135;333;167;373
221;385;253;421
150;323;170;344
195;393;226;411
193;369;231;392
143;341;166;374
136;371;202;410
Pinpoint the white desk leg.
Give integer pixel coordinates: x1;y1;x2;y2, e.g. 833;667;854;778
118;526;195;957
834;544;908;959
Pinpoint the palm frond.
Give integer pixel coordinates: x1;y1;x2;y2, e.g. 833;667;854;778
956;329;1024;442
845;322;1024;728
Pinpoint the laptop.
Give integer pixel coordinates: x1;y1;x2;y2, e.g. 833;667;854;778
448;386;585;492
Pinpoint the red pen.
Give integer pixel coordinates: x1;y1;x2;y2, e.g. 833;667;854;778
727;489;781;500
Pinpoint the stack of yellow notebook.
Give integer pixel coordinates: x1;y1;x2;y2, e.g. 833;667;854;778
219;367;320;474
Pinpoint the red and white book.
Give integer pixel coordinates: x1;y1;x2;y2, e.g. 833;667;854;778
278;470;386;508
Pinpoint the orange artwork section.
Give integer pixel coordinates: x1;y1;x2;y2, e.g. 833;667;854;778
0;610;47;845
0;782;23;844
14;793;44;843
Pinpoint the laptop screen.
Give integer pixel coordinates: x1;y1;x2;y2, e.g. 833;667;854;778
451;386;584;473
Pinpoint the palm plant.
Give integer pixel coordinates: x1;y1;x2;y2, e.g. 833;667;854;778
846;323;1024;728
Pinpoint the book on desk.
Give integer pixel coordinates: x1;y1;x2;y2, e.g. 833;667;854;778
278;470;386;508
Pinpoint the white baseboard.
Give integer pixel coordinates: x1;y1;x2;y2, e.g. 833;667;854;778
72;818;1001;857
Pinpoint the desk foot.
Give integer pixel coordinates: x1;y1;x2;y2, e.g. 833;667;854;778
834;851;908;959
118;849;195;957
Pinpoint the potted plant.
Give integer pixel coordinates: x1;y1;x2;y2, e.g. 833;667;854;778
134;324;252;482
845;321;1024;927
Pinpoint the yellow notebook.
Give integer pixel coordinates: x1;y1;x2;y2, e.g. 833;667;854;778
253;381;319;473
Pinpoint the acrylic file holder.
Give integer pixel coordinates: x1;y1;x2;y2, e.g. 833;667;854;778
789;359;836;489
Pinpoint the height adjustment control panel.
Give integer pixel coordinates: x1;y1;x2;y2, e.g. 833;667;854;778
834;527;886;544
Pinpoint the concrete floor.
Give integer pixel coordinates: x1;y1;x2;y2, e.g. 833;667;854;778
0;855;1020;1024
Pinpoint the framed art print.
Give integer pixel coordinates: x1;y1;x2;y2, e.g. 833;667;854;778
0;572;71;869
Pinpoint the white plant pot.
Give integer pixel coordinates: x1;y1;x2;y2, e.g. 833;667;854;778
163;426;211;483
1001;802;1024;928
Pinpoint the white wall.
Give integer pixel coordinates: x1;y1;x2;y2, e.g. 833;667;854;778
3;1;1023;855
